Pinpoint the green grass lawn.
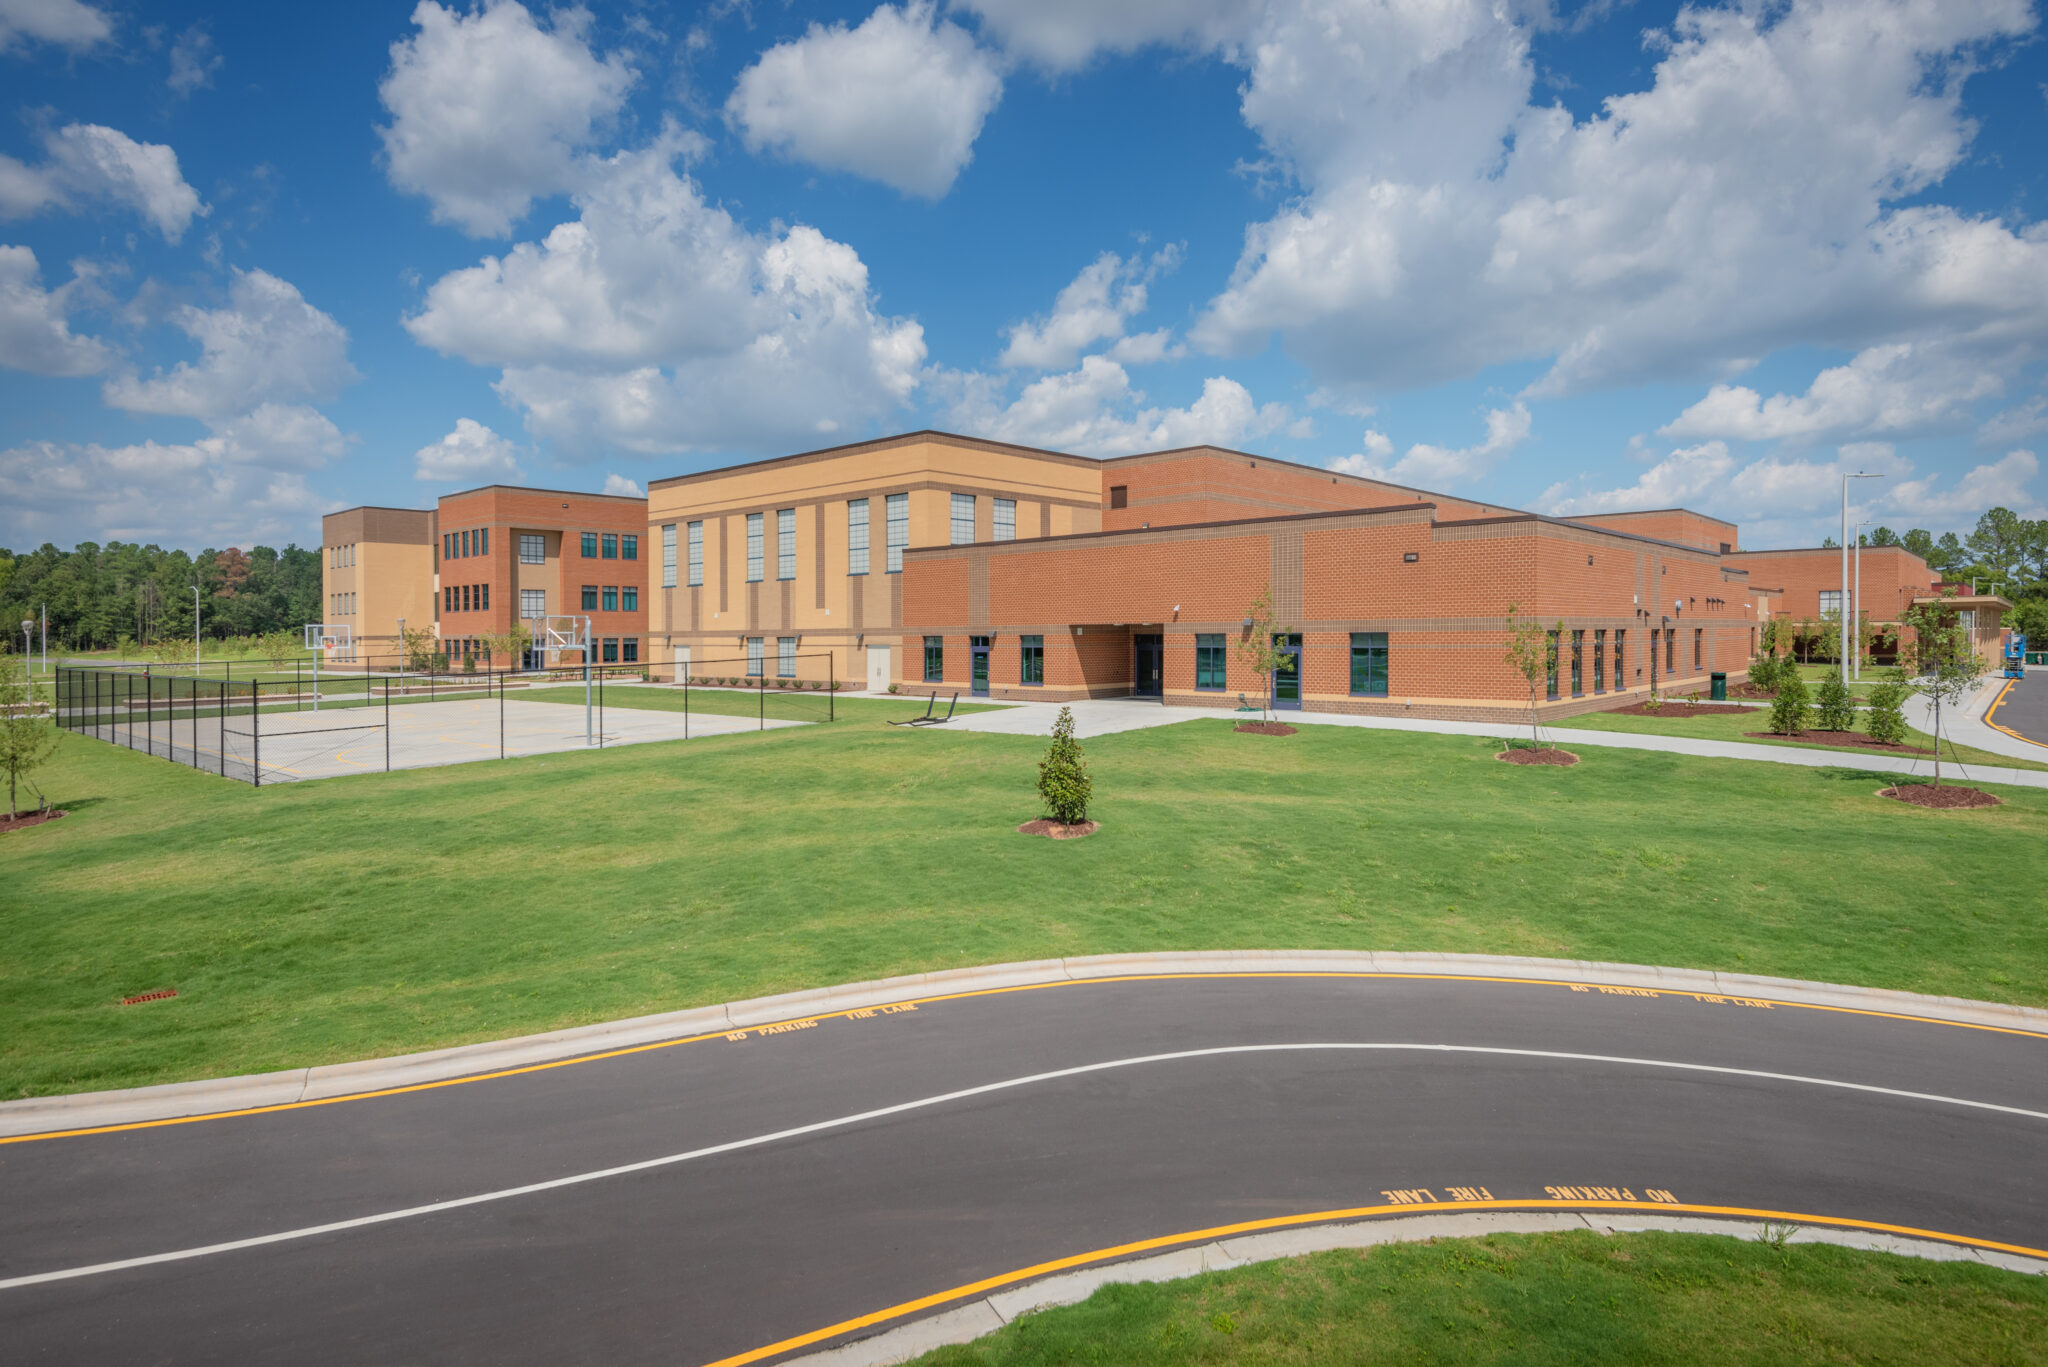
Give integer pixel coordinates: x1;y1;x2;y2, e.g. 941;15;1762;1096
907;1231;2048;1366
4;710;2046;1098
522;683;1009;724
1552;703;2045;773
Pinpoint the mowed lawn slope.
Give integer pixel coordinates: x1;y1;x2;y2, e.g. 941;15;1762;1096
4;709;2045;1098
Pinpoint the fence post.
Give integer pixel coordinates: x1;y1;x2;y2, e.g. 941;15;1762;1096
219;679;227;777
759;671;764;732
253;679;261;787
498;667;505;760
384;675;392;772
144;667;152;756
683;673;689;741
829;652;835;722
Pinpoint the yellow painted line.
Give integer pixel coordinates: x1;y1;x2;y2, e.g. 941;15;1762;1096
1983;678;2048;750
4;972;2043;1146
696;1197;2048;1366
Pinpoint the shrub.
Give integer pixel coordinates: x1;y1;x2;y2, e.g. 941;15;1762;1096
1746;653;1783;694
1813;673;1855;731
1865;679;1909;746
1037;705;1092;825
1769;671;1810;735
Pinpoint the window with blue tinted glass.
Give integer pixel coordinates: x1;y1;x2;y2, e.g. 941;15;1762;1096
1349;632;1388;696
1196;634;1227;689
1020;634;1043;685
924;635;943;681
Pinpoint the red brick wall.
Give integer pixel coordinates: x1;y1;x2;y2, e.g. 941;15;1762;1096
1723;546;1932;622
1567;509;1738;552
1099;449;1502;530
435;487;649;661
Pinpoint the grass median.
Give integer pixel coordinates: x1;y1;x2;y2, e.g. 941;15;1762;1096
5;709;2045;1098
906;1230;2048;1366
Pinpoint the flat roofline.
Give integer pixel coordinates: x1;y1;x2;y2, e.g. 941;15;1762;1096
324;505;432;517
647;429;1100;491
1910;594;2012;608
1566;507;1737;529
1730;544;1924;556
439;483;648;504
1100;442;1523;518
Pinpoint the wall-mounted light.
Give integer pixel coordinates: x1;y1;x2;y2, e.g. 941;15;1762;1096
1403;552;1419;563
1587;555;1594;566
1241;617;1253;628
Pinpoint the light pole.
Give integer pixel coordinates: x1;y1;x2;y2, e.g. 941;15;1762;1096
1853;519;1872;679
193;585;202;677
20;619;31;665
1839;473;1882;681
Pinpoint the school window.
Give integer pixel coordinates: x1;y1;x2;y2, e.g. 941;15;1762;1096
1196;634;1227;690
602;586;619;612
480;584;490;611
886;493;908;572
993;498;1016;542
661;524;676;587
777;508;796;579
443;587;454;612
602;638;619;664
478;528;488;556
687;521;703;587
622;587;638;612
623;638;639;664
582;532;598;558
460;584;470;612
581;585;598;611
1818;589;1844;616
602;533;618;559
521;533;545;565
1349;632;1389;696
1665;630;1675;672
1570;630;1584;696
1649;630;1659;679
1545;631;1560;700
621;535;637;561
848;498;870;574
950;492;975;545
777;636;796;677
745;637;763;676
924;635;944;682
1020;634;1043;685
1615;630;1627;683
1594;630;1607;692
746;512;764;581
1694;629;1703;671
1109;485;1128;509
520;589;545;619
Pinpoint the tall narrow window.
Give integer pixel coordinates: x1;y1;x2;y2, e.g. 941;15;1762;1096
621;535;637;561
1615;630;1627;685
777;508;795;579
1570;630;1584;696
1665;630;1675;672
581;585;598;611
847;498;870;574
1196;634;1227;690
603;638;619;664
582;532;598;558
924;635;944;682
521;533;545;565
602;586;618;612
661;524;676;587
950;492;975;545
478;528;488;556
746;637;763;676
461;530;470;558
993;498;1016;541
1594;629;1607;693
622;587;638;612
777;636;796;677
602;533;618;560
886;493;907;572
1694;628;1703;671
481;584;490;611
623;639;639;663
1020;634;1043;685
1349;632;1388;696
746;512;764;582
1545;631;1560;699
687;521;703;586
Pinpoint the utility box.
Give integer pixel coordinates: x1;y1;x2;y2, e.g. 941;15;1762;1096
1710;672;1727;701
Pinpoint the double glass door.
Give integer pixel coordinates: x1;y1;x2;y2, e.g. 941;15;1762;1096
1133;634;1164;698
970;636;990;696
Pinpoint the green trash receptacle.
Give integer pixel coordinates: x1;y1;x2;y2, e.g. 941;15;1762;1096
1710;672;1727;701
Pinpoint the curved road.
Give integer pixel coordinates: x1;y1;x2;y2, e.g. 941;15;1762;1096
3;972;2045;1364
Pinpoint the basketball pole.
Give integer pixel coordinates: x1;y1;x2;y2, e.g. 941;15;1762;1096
584;614;593;747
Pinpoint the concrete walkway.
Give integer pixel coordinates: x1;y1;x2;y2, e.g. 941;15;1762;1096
1904;669;2048;764
937;697;2048;790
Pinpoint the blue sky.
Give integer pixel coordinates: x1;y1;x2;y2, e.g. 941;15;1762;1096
2;0;2044;553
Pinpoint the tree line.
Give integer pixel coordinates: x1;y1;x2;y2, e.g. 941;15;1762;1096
1827;507;2047;640
0;541;322;655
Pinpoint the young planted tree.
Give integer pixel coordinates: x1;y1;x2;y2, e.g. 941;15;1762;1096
1864;677;1909;746
1503;603;1562;749
259;629;299;674
1768;670;1811;736
481;622;534;671
1037;705;1092;826
399;624;440;674
1813;672;1856;732
1900;595;1985;787
1234;584;1293;722
0;652;59;819
1745;650;1782;695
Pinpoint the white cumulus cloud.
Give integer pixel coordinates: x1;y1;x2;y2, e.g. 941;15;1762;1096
1659;343;2003;444
414;417;523;483
0;0;111;53
727;2;1002;199
999;246;1179;370
0;244;109;376
949;353;1294;456
0;123;207;241
378;0;636;237
601;472;642;497
168;26;222;97
1329;403;1532;487
104;268;358;421
954;0;1242;71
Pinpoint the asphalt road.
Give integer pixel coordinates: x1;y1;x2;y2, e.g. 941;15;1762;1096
1992;670;2048;746
3;973;2044;1365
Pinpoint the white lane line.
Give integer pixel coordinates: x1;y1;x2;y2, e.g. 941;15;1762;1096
6;1041;2043;1292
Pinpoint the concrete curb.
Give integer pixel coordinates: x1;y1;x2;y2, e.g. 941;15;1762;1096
5;951;2043;1137
781;1212;2048;1366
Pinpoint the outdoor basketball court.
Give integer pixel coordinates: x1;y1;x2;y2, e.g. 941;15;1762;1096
95;696;802;785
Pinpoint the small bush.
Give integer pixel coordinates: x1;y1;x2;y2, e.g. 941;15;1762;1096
1037;705;1092;825
1769;671;1811;735
1814;673;1855;731
888;682;899;694
1865;679;1909;745
1746;653;1783;694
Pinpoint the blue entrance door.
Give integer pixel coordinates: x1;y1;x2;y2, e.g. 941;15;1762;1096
1133;634;1163;698
1271;634;1302;711
970;636;990;696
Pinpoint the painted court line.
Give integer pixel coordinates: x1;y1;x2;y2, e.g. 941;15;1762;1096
5;1042;2044;1293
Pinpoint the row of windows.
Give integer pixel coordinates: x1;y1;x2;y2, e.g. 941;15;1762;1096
739;637;801;677
658;492;1019;588
578;531;639;561
521;588;546;619
328;592;357;617
910;632;1388;695
444;528;489;561
578;585;640;613
443;583;491;613
1535;627;1701;699
327;543;356;568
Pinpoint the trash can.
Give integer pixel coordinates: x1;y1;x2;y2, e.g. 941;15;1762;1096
1710;672;1727;701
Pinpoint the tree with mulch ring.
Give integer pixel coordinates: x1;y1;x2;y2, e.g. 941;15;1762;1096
1;809;66;833
1497;742;1579;766
1235;721;1297;736
1022;705;1097;839
1879;783;2003;810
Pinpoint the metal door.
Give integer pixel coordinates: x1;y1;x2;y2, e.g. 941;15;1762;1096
1133;634;1164;697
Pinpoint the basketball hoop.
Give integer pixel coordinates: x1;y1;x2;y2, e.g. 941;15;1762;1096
303;623;352;655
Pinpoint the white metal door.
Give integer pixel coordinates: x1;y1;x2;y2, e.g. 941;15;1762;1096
673;643;689;681
866;645;890;693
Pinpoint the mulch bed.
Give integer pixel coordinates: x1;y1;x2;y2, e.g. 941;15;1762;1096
1607;701;1761;717
1878;784;2003;810
1496;748;1579;766
1234;721;1298;736
0;810;66;833
1017;819;1100;840
1743;730;1933;756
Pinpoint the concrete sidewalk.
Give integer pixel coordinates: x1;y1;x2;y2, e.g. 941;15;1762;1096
936;697;2048;790
1904;671;2048;765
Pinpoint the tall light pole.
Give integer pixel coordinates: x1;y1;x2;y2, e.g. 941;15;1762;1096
1853;519;1872;679
193;585;202;677
1840;472;1882;681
